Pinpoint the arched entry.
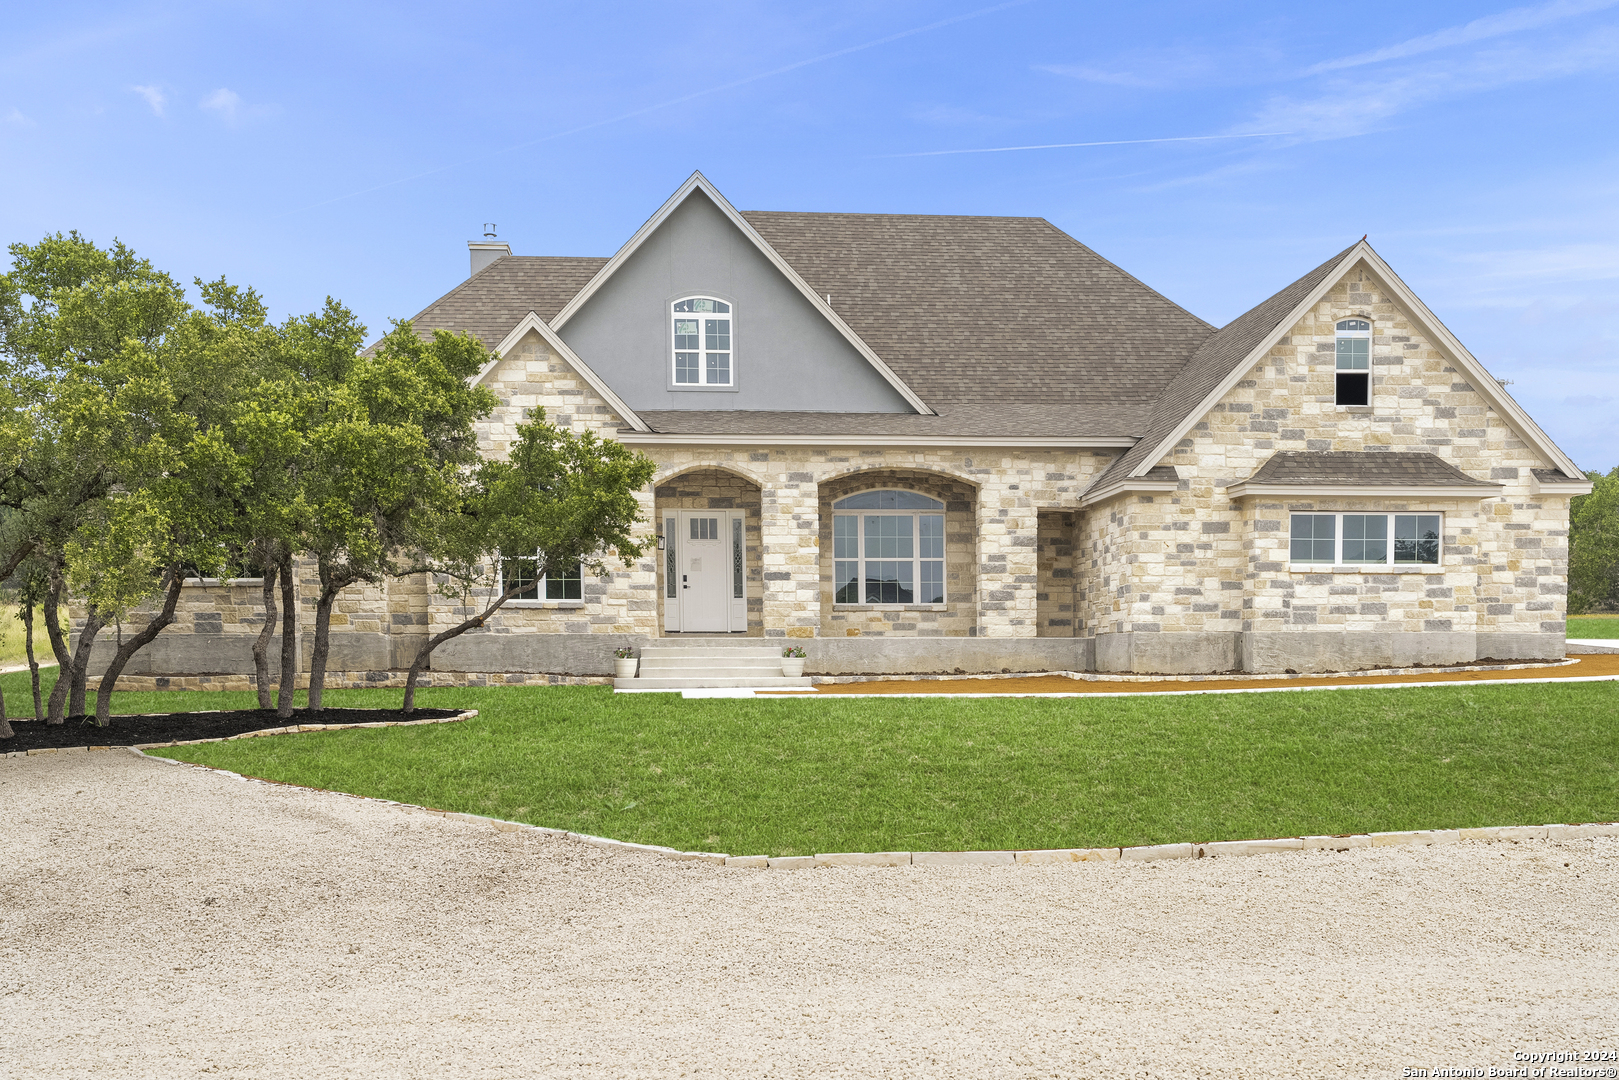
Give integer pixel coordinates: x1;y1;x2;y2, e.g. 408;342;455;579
655;467;762;635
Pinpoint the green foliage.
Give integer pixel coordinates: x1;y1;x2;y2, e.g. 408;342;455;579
1569;466;1619;614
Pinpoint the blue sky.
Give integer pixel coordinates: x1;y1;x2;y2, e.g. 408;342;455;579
3;0;1616;469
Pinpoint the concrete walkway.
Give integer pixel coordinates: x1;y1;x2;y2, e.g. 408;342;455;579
3;750;1616;1079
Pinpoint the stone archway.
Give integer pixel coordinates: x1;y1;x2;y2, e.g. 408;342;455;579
653;467;764;636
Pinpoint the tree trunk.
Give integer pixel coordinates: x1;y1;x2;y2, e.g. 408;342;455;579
0;682;10;741
95;571;185;726
307;583;338;713
276;551;297;719
251;560;280;710
42;572;74;723
24;599;43;722
67;606;105;719
401;580;530;714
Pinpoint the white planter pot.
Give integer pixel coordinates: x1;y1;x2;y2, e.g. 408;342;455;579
614;657;637;679
781;657;806;678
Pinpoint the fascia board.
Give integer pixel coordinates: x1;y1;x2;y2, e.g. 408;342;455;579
1354;246;1585;480
1126;243;1370;479
1225;483;1503;499
1531;476;1594;496
615;432;1136;449
1076;479;1181;509
548;170;936;417
483;311;650;432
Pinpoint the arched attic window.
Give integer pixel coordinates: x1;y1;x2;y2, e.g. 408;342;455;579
672;297;732;386
831;490;946;606
1335;318;1371;406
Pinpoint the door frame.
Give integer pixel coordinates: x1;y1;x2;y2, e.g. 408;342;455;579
663;509;748;633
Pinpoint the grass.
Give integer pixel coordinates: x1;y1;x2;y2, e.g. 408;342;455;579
1569;615;1619;639
11;668;1614;857
0;605;40;669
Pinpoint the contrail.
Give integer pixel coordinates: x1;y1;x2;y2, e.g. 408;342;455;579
275;0;1038;218
886;131;1293;158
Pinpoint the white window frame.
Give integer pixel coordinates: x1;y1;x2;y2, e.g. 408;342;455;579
1287;512;1443;571
671;296;733;388
1334;317;1372;407
499;552;586;608
831;490;947;608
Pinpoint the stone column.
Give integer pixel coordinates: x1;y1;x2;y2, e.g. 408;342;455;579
975;465;1039;637
761;469;820;638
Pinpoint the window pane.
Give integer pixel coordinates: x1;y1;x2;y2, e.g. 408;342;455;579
1342;514;1388;563
706;352;729;384
921;560;944;604
833;515;858;559
674;319;699;348
502;555;540;600
865;561;913;605
675;352;699;383
673;299;695;312
833;490;944;511
864;515;913;559
1290;514;1336;563
919;514;944;559
1336;337;1369;370
732;517;744;598
1336;371;1369;406
665;518;677;598
834;561;859;604
705;318;730;351
1395;514;1441;564
545;563;583;600
1336;319;1370;332
712;300;729;313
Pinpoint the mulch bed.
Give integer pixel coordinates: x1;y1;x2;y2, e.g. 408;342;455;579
2;707;462;752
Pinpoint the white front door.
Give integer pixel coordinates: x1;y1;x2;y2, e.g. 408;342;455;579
678;512;730;632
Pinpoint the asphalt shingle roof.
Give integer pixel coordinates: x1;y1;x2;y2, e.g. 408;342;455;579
630;403;1153;439
1242;451;1497;487
403;256;607;350
740;211;1214;407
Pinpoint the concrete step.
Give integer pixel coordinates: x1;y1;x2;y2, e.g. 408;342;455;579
638;656;785;668
615;676;814;690
637;667;793;680
640;647;782;660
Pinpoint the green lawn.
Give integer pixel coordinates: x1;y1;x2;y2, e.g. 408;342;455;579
1569;615;1619;639
14;669;1613;857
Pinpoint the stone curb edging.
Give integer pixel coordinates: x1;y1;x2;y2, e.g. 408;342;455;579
2;710;476;757
810;657;1581;686
97;746;1619;870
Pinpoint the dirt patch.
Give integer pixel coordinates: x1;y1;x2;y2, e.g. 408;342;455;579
1;707;462;751
787;653;1619;695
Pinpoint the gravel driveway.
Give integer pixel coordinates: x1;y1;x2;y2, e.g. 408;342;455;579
3;750;1615;1079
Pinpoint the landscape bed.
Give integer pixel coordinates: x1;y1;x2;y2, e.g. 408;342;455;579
2;706;463;752
9;668;1612;859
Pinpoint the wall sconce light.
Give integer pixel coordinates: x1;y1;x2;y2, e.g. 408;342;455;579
656;534;665;550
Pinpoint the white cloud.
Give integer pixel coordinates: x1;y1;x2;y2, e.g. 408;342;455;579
1307;0;1619;74
131;84;166;116
1245;28;1619;141
1036;63;1160;88
200;87;242;121
3;106;33;126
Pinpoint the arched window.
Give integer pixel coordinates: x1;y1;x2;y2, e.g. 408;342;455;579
672;297;732;386
831;490;946;605
1335;318;1371;406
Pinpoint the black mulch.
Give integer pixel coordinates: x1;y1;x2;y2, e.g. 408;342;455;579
2;707;463;752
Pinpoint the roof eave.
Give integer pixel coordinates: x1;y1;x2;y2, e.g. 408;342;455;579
1225;482;1504;500
1076;478;1181;509
616;431;1137;448
1531;477;1594;496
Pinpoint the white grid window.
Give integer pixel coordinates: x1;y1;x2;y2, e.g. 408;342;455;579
500;554;583;601
1289;513;1441;566
1335;318;1371;406
672;297;732;386
832;490;946;605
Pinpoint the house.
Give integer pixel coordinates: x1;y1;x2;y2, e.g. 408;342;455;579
106;171;1595;680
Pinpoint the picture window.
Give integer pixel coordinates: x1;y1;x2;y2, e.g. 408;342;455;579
831;490;946;605
501;554;584;601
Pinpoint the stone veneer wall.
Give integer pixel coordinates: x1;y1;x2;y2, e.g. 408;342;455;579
816;468;977;638
1079;262;1570;672
654;467;764;636
1036;512;1078;637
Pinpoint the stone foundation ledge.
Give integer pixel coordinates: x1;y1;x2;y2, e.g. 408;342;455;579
810;657;1580;686
4;711;478;757
88;749;1619;869
84;671;611;692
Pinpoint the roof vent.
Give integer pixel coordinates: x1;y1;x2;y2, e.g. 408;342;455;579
468;224;511;278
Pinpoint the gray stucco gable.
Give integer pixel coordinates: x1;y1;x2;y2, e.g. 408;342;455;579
555;189;916;414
